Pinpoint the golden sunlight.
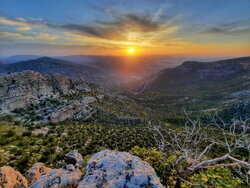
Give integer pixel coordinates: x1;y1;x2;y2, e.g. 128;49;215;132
128;48;135;54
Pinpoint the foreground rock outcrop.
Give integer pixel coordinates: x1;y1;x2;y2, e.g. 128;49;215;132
24;163;52;186
64;150;83;168
30;168;83;188
0;166;28;188
78;150;163;188
0;150;163;188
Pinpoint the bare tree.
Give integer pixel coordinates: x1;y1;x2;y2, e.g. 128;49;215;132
149;112;250;185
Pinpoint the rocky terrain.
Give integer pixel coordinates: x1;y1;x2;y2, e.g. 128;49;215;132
0;71;143;125
0;57;249;187
0;150;163;188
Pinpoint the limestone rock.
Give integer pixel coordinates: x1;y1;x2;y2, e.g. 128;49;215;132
0;71;96;123
97;94;104;100
24;163;52;186
0;71;52;113
66;164;76;172
29;168;83;188
65;150;83;168
0;166;28;188
48;97;96;123
55;146;63;153
78;150;163;188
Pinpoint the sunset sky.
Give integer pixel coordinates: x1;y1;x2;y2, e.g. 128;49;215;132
0;0;249;56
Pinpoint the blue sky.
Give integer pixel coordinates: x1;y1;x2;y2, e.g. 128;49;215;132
0;0;249;56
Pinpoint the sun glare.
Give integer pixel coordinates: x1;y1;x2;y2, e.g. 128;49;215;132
128;48;135;54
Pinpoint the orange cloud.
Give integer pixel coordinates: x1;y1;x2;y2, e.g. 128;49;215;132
16;26;31;31
0;32;32;39
36;33;60;40
0;17;27;26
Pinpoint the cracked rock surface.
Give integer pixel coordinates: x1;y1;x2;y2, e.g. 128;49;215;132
77;150;163;188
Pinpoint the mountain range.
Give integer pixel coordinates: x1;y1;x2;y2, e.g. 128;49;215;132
0;55;188;88
0;54;226;81
129;56;250;93
0;55;249;121
0;57;110;86
126;56;250;118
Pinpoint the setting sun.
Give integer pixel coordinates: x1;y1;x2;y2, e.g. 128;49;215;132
128;48;135;54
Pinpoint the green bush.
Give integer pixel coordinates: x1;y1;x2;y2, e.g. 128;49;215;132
6;130;16;137
185;166;244;188
130;146;177;186
22;131;32;137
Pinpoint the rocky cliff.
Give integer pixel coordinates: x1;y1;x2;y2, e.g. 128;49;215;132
0;150;163;188
0;71;95;123
0;71;142;125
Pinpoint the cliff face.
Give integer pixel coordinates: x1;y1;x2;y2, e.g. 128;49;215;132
0;71;95;123
0;71;91;112
0;150;163;188
0;71;142;125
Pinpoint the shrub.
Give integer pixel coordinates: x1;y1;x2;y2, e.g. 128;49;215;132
185;166;244;187
6;130;16;137
130;146;177;186
22;131;32;137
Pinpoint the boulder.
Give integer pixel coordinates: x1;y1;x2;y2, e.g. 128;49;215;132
24;163;52;186
66;164;76;172
29;168;83;188
0;166;28;188
65;150;83;168
77;150;163;188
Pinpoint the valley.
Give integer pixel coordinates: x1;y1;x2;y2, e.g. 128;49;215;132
0;56;249;187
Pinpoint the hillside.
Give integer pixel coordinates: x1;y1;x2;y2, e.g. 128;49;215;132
130;57;250;92
0;71;145;125
127;57;250;117
0;63;249;188
0;55;43;64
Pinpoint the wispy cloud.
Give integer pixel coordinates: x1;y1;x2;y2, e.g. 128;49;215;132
16;26;32;31
0;32;33;39
0;9;179;42
0;17;27;26
45;11;179;41
0;31;60;41
199;21;250;35
35;33;60;40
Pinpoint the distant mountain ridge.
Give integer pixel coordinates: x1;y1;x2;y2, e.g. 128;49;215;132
130;56;250;93
1;54;222;79
0;55;43;63
0;57;107;84
0;55;190;88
